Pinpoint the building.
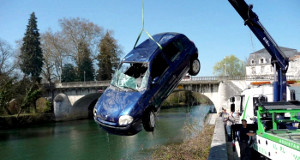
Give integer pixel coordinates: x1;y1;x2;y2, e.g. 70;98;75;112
246;47;300;78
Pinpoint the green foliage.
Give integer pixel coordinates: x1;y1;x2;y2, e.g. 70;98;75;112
97;31;120;80
17;85;41;117
213;55;245;77
77;41;95;81
36;98;52;113
0;78;14;115
152;125;214;160
19;12;43;83
62;63;77;82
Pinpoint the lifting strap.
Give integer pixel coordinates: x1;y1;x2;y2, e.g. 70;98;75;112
133;0;163;50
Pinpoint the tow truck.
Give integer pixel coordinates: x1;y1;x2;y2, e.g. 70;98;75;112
228;0;300;159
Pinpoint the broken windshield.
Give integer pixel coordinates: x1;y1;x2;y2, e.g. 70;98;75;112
111;62;149;91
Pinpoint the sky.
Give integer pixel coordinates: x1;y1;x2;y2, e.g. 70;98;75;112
0;0;299;76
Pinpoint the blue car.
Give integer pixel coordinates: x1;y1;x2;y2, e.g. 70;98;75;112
93;32;200;135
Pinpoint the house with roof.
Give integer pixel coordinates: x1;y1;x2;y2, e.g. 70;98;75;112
246;47;300;78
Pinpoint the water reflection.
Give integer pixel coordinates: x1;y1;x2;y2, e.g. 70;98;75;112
0;105;211;160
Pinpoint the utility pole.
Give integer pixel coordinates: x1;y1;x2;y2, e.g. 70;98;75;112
224;63;227;76
84;71;86;82
59;66;62;83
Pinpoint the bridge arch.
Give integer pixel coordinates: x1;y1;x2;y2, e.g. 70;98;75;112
172;89;216;112
73;93;102;118
54;93;101;121
178;80;244;113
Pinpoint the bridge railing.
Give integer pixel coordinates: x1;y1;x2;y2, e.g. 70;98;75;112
55;80;111;88
190;75;300;81
43;75;300;89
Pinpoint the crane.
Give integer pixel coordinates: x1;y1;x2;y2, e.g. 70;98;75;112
228;0;289;102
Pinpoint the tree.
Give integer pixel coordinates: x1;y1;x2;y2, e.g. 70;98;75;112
0;79;14;115
19;12;43;83
41;30;67;83
0;38;14;76
17;84;41;117
61;63;77;82
213;55;245;77
97;31;121;80
77;41;94;81
59;17;103;63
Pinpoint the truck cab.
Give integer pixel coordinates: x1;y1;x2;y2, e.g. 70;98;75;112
235;83;297;124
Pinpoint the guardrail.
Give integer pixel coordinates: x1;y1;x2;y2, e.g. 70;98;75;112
52;80;111;88
190;75;300;81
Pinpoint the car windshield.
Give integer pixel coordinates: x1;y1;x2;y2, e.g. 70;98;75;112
111;62;149;91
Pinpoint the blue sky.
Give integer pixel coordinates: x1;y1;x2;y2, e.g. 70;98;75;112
0;0;299;76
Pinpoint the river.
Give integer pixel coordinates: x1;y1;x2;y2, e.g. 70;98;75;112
0;105;212;160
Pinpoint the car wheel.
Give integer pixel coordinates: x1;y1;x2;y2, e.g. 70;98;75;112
188;58;200;76
142;107;156;132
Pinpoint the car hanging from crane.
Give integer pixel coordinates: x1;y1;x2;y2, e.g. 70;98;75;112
93;32;200;135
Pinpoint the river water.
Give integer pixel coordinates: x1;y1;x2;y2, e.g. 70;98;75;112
0;105;212;160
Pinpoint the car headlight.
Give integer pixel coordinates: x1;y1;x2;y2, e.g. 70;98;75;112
119;115;133;126
93;108;97;117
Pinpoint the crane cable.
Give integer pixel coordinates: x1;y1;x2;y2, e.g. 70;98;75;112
133;0;163;50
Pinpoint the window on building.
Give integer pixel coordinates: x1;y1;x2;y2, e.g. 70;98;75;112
251;59;255;64
251;67;256;74
260;58;264;64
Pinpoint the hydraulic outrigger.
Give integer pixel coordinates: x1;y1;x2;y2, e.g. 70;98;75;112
228;0;300;159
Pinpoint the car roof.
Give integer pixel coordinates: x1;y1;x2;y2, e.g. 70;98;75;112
122;32;185;63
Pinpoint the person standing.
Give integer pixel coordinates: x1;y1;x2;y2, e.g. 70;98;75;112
239;119;255;160
233;110;240;123
222;109;229;132
226;112;235;141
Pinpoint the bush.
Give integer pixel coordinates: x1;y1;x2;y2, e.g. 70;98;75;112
36;97;52;113
152;125;215;160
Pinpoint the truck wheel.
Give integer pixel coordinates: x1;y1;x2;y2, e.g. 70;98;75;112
188;58;200;76
142;107;155;132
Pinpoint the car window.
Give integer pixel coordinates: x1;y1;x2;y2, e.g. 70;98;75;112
151;54;168;79
163;40;184;62
111;62;149;91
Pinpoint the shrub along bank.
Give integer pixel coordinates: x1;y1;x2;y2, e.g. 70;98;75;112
0;113;54;129
152;124;215;160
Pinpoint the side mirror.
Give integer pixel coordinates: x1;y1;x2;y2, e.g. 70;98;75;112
151;77;159;86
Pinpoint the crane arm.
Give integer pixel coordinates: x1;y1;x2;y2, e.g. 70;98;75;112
228;0;289;101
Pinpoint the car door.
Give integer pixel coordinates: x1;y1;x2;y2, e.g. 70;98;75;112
149;52;171;107
162;39;187;96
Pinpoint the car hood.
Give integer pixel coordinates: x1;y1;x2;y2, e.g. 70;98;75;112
96;87;143;122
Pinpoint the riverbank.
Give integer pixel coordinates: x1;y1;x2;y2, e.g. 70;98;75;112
152;124;215;159
0;113;54;129
152;113;215;160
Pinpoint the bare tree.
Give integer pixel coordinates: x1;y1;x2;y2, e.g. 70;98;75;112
41;30;68;83
59;17;104;65
0;38;14;76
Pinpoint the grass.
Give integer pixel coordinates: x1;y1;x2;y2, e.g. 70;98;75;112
152;124;215;160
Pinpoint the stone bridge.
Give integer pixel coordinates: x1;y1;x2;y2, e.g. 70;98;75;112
45;76;255;121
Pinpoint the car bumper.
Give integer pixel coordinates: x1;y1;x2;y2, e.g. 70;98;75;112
94;116;142;136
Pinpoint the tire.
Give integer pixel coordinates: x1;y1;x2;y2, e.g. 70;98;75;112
142;107;156;132
188;58;200;76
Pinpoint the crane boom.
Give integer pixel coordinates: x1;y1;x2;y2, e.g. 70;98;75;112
228;0;289;101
